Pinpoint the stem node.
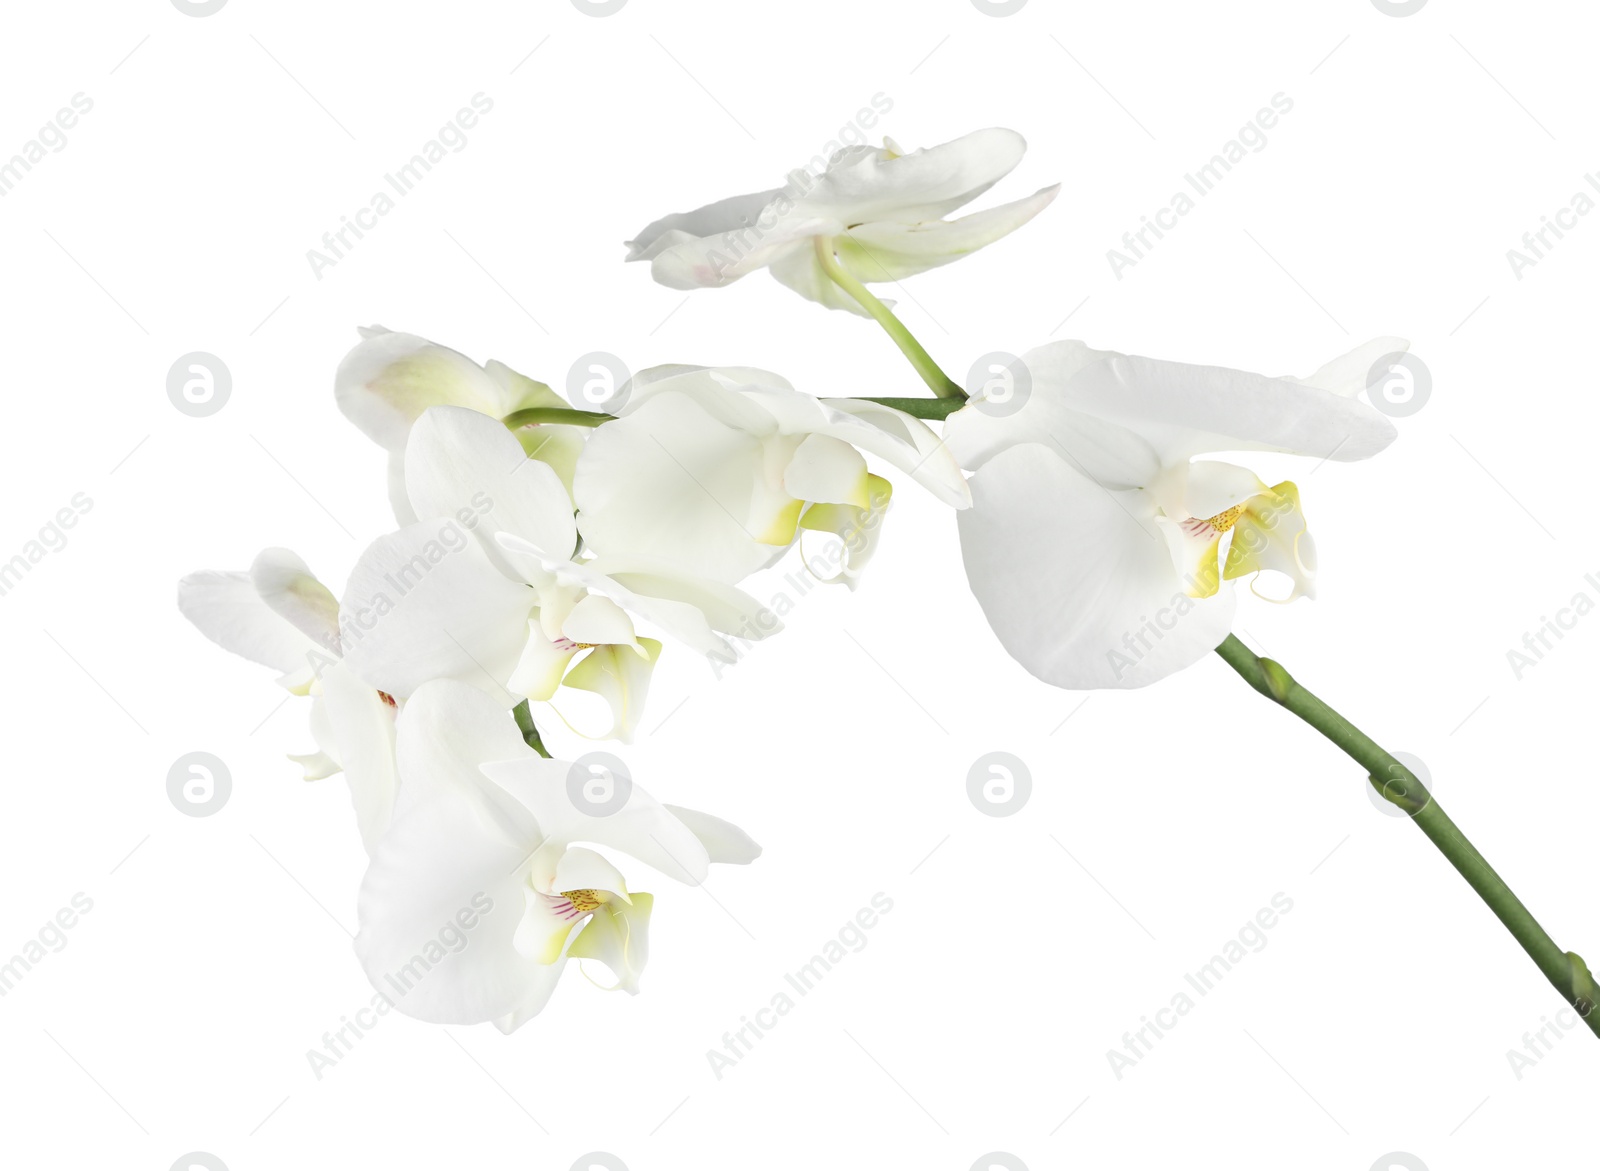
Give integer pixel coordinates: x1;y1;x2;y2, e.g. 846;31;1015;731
1214;632;1598;1039
1259;659;1294;704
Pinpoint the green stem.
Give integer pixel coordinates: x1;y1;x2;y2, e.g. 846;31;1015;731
857;396;967;420
812;237;966;401
502;406;613;429
512;699;551;759
1215;634;1599;1038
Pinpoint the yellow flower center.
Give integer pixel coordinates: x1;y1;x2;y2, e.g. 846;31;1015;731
1204;504;1246;533
561;888;606;913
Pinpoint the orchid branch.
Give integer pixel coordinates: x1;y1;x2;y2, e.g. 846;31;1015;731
812;237;966;401
501;406;614;429
856;395;966;419
1215;633;1599;1038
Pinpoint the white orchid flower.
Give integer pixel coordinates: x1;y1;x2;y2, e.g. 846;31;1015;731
338;405;776;740
177;548;399;850
574;365;971;586
335;326;587;522
354;680;760;1032
945;338;1404;690
625;128;1058;315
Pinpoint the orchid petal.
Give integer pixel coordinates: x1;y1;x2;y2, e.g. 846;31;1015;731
335;328;553;451
836;184;1059;282
943;345;1164;487
574;391;790;582
478;755;712;885
592;559;781;648
507;620;577;702
663;805;762;865
404;405;577;567
819;398;971;509
800;128;1028;222
250;548;340;649
1017;340;1400;467
319;662;400;852
648;214;844;290
560;593;641;650
958;444;1236;689
354;683;549;1026
569;894;654;994
560;639;663;743
1224;481;1318;603
552;846;631;902
177;568;320;692
783;434;870;508
339;522;533;703
798;475;893;591
766;244;879;316
1173;460;1267;520
626;186;787;264
1291;337;1410;397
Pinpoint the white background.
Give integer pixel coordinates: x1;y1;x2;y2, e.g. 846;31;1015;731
2;1;1596;1168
